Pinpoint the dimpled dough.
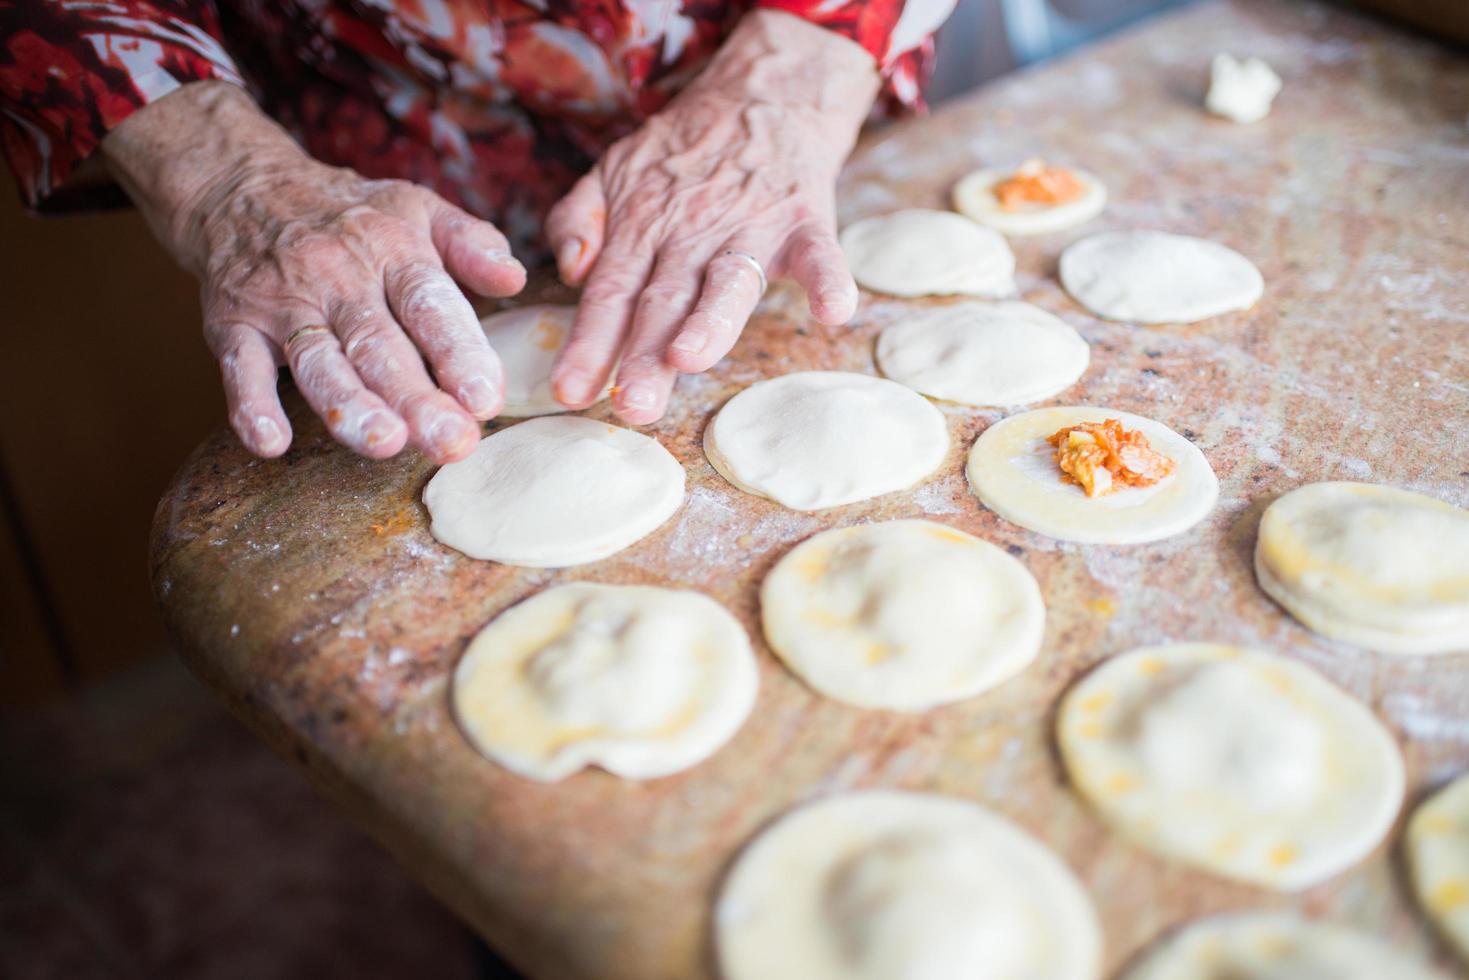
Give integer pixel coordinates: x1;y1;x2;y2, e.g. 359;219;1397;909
453;583;757;781
1255;482;1469;655
424;416;684;567
876;301;1090;406
1123;912;1447;980
705;372;949;511
761;520;1045;711
840;209;1016;298
716;791;1101;980
1407;772;1469;962
480;304;610;416
965;406;1218;544
951;165;1107;236
1058;643;1404;890
1059;230;1263;323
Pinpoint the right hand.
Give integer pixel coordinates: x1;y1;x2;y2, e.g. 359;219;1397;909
102;81;525;462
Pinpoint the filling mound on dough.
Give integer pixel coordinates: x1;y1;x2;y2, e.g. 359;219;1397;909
993;160;1086;211
1046;419;1176;497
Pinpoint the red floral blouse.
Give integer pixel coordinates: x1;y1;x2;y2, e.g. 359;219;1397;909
0;0;953;247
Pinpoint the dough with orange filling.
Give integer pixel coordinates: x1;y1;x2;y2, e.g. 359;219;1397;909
1407;772;1469;963
480;305;611;416
953;160;1107;236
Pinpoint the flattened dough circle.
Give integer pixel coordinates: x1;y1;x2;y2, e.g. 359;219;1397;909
840;209;1016;298
761;520;1045;711
952;165;1107;236
424;416;684;566
1059;230;1263;323
479;304;610;416
965;406;1217;544
1058;643;1404;890
716;791;1101;980
1255;481;1469;655
453;583;756;781
1407;772;1469;963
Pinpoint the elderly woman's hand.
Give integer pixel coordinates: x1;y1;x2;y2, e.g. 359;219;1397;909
545;9;880;424
103;82;525;462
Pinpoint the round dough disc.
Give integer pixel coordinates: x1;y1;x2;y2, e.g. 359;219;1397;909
453;583;757;781
875;300;1090;407
424;416;684;567
1255;481;1469;655
952;165;1107;236
480;304;610;416
761;520;1045;711
1407;772;1469;962
705;372;949;511
1059;230;1263;323
1057;643;1405;890
840;209;1016;298
965;406;1218;544
716;791;1101;980
1123;912;1446;980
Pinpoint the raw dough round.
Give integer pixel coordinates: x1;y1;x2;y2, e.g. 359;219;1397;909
479;304;609;416
1058;643;1404;890
875;301;1090;406
952;165;1107;236
1123;912;1446;980
1255;482;1469;655
761;520;1045;711
705;372;949;511
1407;772;1469;962
424;416;684;567
965;406;1218;544
1059;230;1263;323
453;583;757;781
716;791;1101;980
840;209;1016;298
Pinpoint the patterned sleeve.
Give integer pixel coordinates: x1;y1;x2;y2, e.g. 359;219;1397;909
752;0;958;110
0;0;244;212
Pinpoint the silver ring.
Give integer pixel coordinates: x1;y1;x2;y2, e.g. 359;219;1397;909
721;249;768;295
283;324;333;351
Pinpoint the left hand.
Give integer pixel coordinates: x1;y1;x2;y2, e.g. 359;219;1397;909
544;9;881;424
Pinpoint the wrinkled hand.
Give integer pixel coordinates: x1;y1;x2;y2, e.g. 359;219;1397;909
104;82;524;461
545;10;880;424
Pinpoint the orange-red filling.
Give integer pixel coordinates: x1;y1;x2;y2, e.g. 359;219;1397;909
1046;419;1176;497
994;160;1086;211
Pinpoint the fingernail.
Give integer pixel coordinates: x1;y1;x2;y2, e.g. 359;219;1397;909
670;330;706;356
557;238;584;278
459;375;500;417
359;409;405;450
555;368;594;403
619;382;658;412
253;416;284;452
485;249;522;269
428;413;478;455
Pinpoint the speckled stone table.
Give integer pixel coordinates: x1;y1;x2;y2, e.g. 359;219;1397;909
152;2;1469;977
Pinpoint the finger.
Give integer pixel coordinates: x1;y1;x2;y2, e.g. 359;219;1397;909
211;324;293;457
667;246;768;374
551;244;649;409
332;300;484;464
384;259;505;421
610;249;702;425
544;173;607;287
429;199;526;299
282;319;408;459
777;219;858;326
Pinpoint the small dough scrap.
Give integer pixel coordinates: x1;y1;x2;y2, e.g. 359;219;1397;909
840;209;1016;298
966;406;1217;545
1255;481;1469;655
706;372;949;511
453;583;757;781
1407;772;1469;962
1060;230;1263;324
952;162;1107;235
1206;53;1282;124
424;416;684;567
1058;643;1404;890
716;791;1101;980
479;305;609;416
875;301;1089;407
1123;912;1446;980
761;520;1045;711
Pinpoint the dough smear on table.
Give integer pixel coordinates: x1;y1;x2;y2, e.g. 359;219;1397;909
1058;643;1404;890
705;371;949;511
423;416;684;567
760;520;1045;710
1255;481;1469;655
1407;772;1469;964
952;160;1107;235
875;300;1089;406
716;791;1101;980
1059;230;1263;324
479;304;611;416
839;209;1015;297
453;583;757;781
1205;53;1282;123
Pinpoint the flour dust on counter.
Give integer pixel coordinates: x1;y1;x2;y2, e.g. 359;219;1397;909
479;305;611;416
1407;772;1469;965
839;209;1015;298
951;160;1107;236
1059;230;1263;324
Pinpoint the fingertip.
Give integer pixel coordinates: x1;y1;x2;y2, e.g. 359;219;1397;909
811;283;859;326
235;412;293;458
611;378;667;425
358;411;410;459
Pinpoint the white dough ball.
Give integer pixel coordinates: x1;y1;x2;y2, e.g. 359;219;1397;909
1059;230;1263;323
840;209;1016;298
